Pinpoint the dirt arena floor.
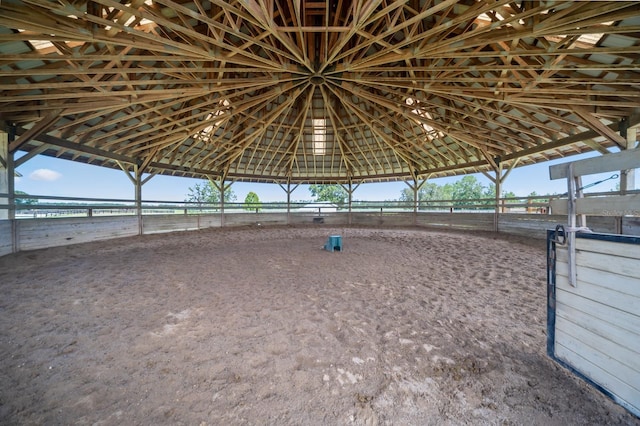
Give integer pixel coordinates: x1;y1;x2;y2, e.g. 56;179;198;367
0;226;638;425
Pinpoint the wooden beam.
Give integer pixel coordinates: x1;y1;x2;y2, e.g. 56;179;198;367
549;148;640;180
572;106;628;149
9;110;62;153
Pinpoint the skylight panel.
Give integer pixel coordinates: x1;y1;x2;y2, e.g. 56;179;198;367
312;118;327;156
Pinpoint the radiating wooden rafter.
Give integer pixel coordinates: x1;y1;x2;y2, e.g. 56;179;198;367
0;0;639;183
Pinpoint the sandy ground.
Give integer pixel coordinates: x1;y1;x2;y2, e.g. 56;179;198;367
0;226;638;425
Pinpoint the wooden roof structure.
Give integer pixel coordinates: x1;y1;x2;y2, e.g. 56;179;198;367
1;0;639;184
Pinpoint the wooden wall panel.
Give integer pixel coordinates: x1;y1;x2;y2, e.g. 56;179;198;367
499;214;619;237
224;213;289;227
623;217;640;236
417;212;494;231
1;213;636;258
16;217;138;251
142;215;200;234
553;238;640;417
0;219;12;256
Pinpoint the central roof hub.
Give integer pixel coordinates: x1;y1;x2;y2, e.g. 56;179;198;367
310;75;325;85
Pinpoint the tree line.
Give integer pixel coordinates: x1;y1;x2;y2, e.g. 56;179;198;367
184;176;519;208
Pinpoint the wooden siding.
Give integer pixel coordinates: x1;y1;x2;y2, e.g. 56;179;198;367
623;217;640;236
142;215;201;234
554;238;640;417
500;214;619;237
416;212;494;231
226;212;289;227
0;219;12;257
1;213;637;257
15;217;138;251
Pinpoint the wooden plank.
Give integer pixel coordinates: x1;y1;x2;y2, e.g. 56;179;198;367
550;194;640;216
555;342;640;417
623;217;640;236
142;215;199;234
557;245;639;286
556;301;640;359
572;263;640;298
549;149;640;180
576;249;640;280
16;217;138;251
0;219;12;257
577;237;640;261
555;329;640;400
553;233;640;416
555;271;639;315
557;296;640;338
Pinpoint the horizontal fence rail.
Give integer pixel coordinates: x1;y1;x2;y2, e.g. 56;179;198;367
1;191;638;257
0;193;569;218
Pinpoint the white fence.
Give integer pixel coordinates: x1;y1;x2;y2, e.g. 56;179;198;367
2;209;639;257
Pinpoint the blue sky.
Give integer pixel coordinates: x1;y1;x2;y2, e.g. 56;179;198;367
14;150;630;203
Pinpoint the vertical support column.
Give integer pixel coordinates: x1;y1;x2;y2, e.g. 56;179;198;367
483;159;518;233
494;164;502;232
116;161;153;236
0;131;10;221
482;164;502;233
286;182;291;225
219;181;225;227
620;127;637;195
567;164;577;287
279;180;299;226
413;180;418;226
404;177;426;227
209;176;229;227
134;165;143;235
341;179;358;226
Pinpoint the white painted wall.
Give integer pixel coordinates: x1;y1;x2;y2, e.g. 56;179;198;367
554;237;640;417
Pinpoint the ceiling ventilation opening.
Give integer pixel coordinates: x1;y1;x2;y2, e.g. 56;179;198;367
312;118;327;156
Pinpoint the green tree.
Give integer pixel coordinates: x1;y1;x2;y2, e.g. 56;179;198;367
400;182;453;209
451;175;485;205
186;181;236;206
308;184;348;206
244;191;261;211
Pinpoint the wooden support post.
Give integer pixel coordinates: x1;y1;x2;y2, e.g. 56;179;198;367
0;131;11;221
348;180;353;226
620;127;637;195
495;166;501;231
220;182;225;227
279;180;299;226
116;161;153;236
483;159;519;233
210;176;231;227
404;177;426;227
286;182;291;225
134;165;143;236
567;164;577;287
341;179;359;226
